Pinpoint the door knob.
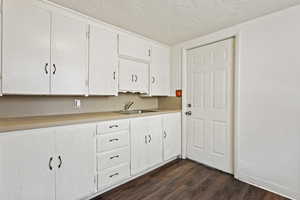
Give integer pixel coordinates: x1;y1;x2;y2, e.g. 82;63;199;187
185;111;192;116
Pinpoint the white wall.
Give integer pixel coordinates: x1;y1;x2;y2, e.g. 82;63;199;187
173;5;300;199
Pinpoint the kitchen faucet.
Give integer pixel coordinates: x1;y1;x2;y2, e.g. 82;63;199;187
124;101;134;111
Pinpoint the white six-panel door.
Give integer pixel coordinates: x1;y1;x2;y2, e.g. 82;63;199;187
0;129;55;200
2;0;51;95
51;12;88;95
186;39;234;173
89;25;118;96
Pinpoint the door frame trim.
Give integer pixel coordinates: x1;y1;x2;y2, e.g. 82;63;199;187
181;31;241;179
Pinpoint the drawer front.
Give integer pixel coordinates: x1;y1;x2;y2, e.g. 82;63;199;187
97;131;129;152
98;163;130;190
98;147;130;171
97;120;129;134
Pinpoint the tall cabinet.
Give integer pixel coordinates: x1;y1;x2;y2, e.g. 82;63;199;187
89;25;118;96
2;0;88;95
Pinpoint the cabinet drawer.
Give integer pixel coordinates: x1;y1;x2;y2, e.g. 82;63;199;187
98;163;130;190
97;120;129;134
97;147;130;171
97;131;129;152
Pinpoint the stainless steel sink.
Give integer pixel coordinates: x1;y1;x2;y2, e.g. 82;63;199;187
119;109;159;114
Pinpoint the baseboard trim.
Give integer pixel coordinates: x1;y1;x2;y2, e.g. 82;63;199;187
238;172;299;200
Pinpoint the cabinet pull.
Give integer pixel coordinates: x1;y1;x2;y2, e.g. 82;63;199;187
164;131;167;139
148;49;151;57
45;63;49;74
135;75;138;82
145;135;148;144
113;72;116;80
52;64;57;75
131;74;134;82
109;138;119;142
49;157;53;171
58;155;62;169
152;76;155;84
110;155;120;160
109;124;119;129
148;134;152;143
109;173;119;178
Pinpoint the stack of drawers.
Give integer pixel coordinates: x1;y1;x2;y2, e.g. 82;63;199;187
96;119;131;191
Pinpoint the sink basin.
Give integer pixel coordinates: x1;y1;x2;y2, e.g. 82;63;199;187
119;110;159;114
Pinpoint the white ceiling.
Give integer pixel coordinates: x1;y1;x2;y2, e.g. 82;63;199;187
49;0;300;45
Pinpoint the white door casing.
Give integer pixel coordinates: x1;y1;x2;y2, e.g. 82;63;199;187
186;38;234;174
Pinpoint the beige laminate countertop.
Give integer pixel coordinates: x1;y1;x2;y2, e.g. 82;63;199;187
0;109;181;133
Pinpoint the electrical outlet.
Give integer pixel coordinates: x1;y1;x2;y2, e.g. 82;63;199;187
74;99;81;109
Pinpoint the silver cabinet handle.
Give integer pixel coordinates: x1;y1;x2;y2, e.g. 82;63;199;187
109;124;119;129
110;155;120;160
58;155;62;169
49;157;53;171
148;134;152;143
131;74;134;82
164;131;167;139
135;75;138;82
113;72;116;80
45;63;49;74
145;135;148;144
52;64;57;75
152;76;155;84
109;173;119;178
109;138;119;142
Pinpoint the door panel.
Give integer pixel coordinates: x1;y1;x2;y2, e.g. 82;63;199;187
147;116;163;168
51;12;88;95
163;113;181;161
55;124;96;200
0;129;55;200
150;45;170;96
187;39;234;173
89;25;118;95
2;0;51;94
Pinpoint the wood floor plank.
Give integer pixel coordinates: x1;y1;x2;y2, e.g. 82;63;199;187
93;159;290;200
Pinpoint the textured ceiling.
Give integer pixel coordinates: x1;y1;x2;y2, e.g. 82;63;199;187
49;0;300;45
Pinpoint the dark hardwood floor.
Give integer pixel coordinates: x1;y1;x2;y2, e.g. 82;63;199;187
93;159;289;200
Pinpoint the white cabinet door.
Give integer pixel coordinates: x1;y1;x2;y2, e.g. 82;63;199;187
119;59;149;93
130;118;149;175
163;113;182;161
55;124;96;200
0;129;55;200
147;116;163;168
89;25;118;96
51;12;88;95
150;45;170;96
2;0;51;95
119;34;151;62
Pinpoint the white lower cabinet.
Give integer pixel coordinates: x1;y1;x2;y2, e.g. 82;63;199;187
130;116;163;175
96;120;130;191
0;124;96;200
163;113;182;161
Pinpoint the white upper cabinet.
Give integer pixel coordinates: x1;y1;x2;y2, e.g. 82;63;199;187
119;59;149;94
89;25;118;96
163;113;182;161
0;129;56;200
150;45;171;96
2;0;51;95
118;34;151;62
51;12;88;95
